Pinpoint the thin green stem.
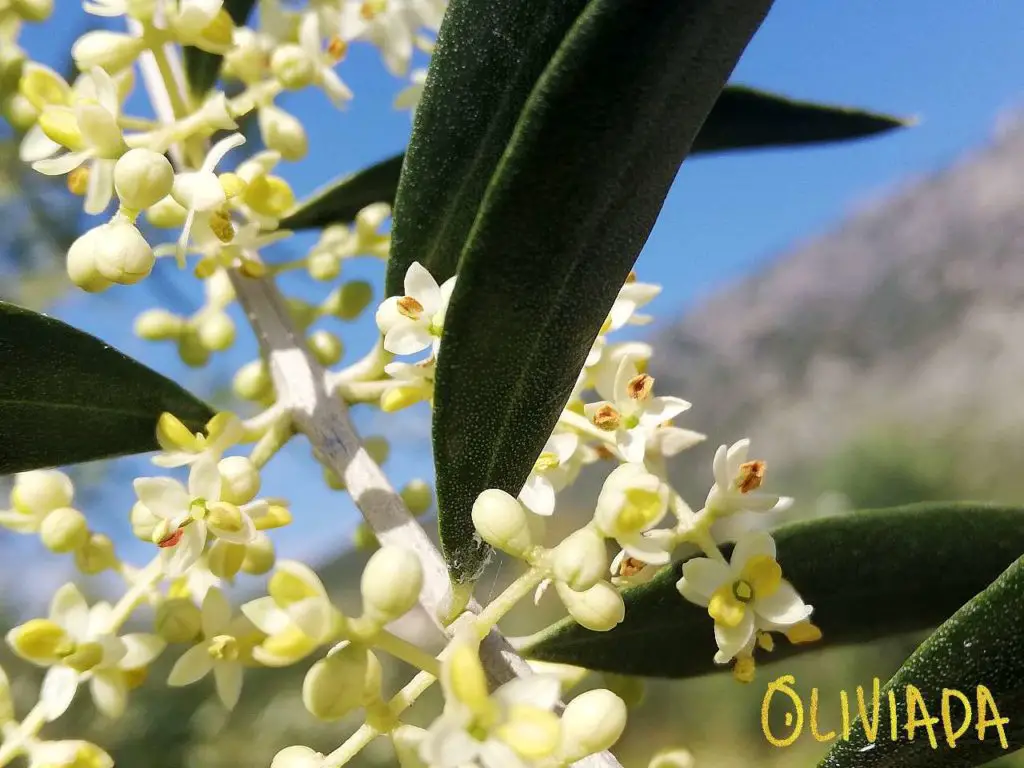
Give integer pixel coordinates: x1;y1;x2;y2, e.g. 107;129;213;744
473;566;546;638
322;722;379;768
109;556;163;631
372;630;441;677
249;411;294;469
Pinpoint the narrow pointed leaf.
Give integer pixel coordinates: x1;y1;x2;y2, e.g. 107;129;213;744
431;0;774;582
693;85;910;155
819;552;1024;767
0;302;213;473
524;504;1024;679
279;154;405;231
182;0;258;96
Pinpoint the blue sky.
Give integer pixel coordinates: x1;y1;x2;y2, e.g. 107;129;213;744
10;1;1024;580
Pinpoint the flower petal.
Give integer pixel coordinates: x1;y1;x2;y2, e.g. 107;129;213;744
120;633;166;669
40;665;79;721
616;428;646;463
90;670;128;719
160;523;206;576
201;588;231;637
168;643;214;686
385;324;433;356
33;150;90;176
189;456;222;501
677;558;731;604
133;477;189;520
518;475;555;517
404;262;441;311
50;583;89;638
712;611;755;664
754;581;813;628
214;662;243;710
730;531;776;570
241;597;291;636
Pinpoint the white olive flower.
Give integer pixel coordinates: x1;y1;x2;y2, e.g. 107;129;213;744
608;549;660;589
153;412;243;469
7;584;163;721
297;12;354;106
519;433;579;517
676;531;812;663
242;561;342;667
584;357;691;463
133;460;260;575
381;357;435;412
167;588;248;709
421;632;563;768
581;340;652;402
23;67;126;214
606;275;660;332
335;0;439;76
375;261;456;356
171;132;245;266
703;439;792;517
593;463;673;565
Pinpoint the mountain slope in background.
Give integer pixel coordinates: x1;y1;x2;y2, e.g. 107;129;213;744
655;119;1024;509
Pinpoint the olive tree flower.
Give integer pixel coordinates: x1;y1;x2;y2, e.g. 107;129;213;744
703;439;792;517
676;531;812;663
519;433;579;516
593;462;673;565
376;261;456;355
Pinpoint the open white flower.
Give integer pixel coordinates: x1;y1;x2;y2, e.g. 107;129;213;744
298;12;354;106
335;0;440;76
676;531;812;663
0;469;74;534
22;67;126;214
584;357;691;463
133;460;259;575
421;632;563;768
519;433;579;516
171;132;246;266
242;561;342;667
7;584;163;721
593;463;673;565
167;588;247;709
381;357;435;411
606;275;660;332
703;439;791;517
376;261;456;356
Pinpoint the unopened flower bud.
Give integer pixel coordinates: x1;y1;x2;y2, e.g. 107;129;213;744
146;195;188;228
400;480;432;516
12;0;53;22
552;528;607;592
352;522;379;551
471;489;533;557
114;148;173;210
72;31;146;74
307;249;340;281
208;540;246;579
259;104;308;162
3;93;38;132
308;329;343;366
206;501;244;533
87;217;154;285
322;466;345;491
364;435;389;466
360;547;423;625
135;309;183;340
12;470;73;516
39;507;89;553
272;746;324;768
155;598;202;644
286;298;318;329
325;280;373;320
197;311;236;351
216;456;260;505
178;330;211;368
555;581;624;632
74;532;117;574
241;534;275;575
67;226;113;293
558;689;628;762
233;360;273;401
302;643;374;720
7;618;67;664
648;749;695;768
270;45;316;90
0;46;26;95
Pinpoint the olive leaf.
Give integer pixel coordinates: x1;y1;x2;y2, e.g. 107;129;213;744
0;301;213;473
525;504;1024;680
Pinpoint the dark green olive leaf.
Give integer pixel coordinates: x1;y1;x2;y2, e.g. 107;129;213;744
524;503;1024;680
183;0;258;97
279;154;405;231
819;552;1024;767
385;0;598;298
694;85;910;155
431;0;774;582
0;301;213;473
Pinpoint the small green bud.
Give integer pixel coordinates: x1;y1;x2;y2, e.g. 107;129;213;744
0;46;26;96
74;533;117;575
271;746;324;768
558;689;628;762
146;195;188;229
208;540;246;580
258;103;308;162
471;489;532;557
155;598;202;644
12;470;73;516
241;535;276;575
364;435;389;466
307;249;341;281
114;148;174;210
3;93;38;132
400;480;432;516
324;280;373;320
554;581;624;632
39;506;89;553
285;297;318;329
352;522;379;552
233;359;273;401
12;0;54;22
302;644;371;721
218;456;261;505
322;465;345;491
360;547;423;625
196;311;236;351
270;45;316;90
178;330;211;368
134;309;183;341
308;329;343;366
